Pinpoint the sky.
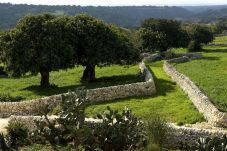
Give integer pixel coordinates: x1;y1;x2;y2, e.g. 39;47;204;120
0;0;227;6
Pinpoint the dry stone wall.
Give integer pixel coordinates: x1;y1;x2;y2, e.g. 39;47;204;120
0;62;156;117
166;124;227;149
8;115;227;150
163;57;227;127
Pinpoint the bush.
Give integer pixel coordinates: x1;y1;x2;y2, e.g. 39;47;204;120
188;40;201;52
0;133;9;151
0;65;7;76
34;90;97;150
196;135;227;151
95;106;146;151
0;93;23;102
145;114;170;149
6;121;29;149
34;90;147;151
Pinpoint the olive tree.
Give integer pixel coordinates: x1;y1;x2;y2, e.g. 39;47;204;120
1;14;75;87
187;24;214;51
139;18;189;53
67;14;139;82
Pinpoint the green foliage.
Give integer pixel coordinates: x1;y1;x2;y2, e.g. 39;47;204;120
186;24;214;51
35;91;146;151
196;136;227;151
0;65;7;76
140;18;189;52
0;133;9;151
1;13;138;85
67;14;139;82
6;121;29;148
145;114;170;148
34;90;97;150
95;106;146;151
0;93;23;102
1;13;75;87
215;19;227;34
188;40;201;52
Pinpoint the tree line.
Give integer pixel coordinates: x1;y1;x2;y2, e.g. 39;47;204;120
0;13;214;87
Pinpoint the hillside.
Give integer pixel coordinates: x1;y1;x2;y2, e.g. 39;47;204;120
0;3;193;29
191;8;227;22
1;3;227;30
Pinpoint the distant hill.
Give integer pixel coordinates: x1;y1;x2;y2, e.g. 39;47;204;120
183;5;227;13
1;3;227;30
191;8;227;22
0;3;193;29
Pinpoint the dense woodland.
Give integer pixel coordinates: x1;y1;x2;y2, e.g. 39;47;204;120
1;3;227;29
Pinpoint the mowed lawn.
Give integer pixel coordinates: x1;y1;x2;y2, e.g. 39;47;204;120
174;36;227;112
86;61;204;125
0;65;141;101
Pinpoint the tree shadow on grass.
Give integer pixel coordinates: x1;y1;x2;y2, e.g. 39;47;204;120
199;56;220;61
147;66;176;96
203;48;227;53
23;74;142;96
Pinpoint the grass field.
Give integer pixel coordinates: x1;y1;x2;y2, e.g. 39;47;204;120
86;61;204;125
174;36;227;112
211;36;227;45
0;65;141;101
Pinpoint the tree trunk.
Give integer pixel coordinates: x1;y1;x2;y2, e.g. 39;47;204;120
40;70;50;87
82;64;95;82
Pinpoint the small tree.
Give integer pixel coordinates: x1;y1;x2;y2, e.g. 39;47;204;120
67;14;139;82
1;14;75;87
139;18;189;53
187;24;214;51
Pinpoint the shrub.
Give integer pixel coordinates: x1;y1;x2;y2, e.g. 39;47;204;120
0;133;9;151
188;40;201;52
196;135;227;151
94;106;146;151
34;90;147;151
187;24;214;52
34;90;97;150
0;65;7;76
145;114;170;149
0;93;23;102
6;121;29;149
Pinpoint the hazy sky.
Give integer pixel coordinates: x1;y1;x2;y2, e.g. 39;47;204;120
0;0;227;6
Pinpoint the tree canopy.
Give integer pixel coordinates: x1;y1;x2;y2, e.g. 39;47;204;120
0;14;75;87
139;18;189;53
187;24;214;51
67;14;139;82
0;13;139;86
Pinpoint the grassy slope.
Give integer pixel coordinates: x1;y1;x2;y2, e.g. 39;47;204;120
212;36;227;45
0;65;141;101
174;36;227;112
175;46;227;112
86;61;204;124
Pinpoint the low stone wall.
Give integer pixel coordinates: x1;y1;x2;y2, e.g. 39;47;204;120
8;115;227;150
166;124;227;149
163;58;227;127
0;63;156;117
